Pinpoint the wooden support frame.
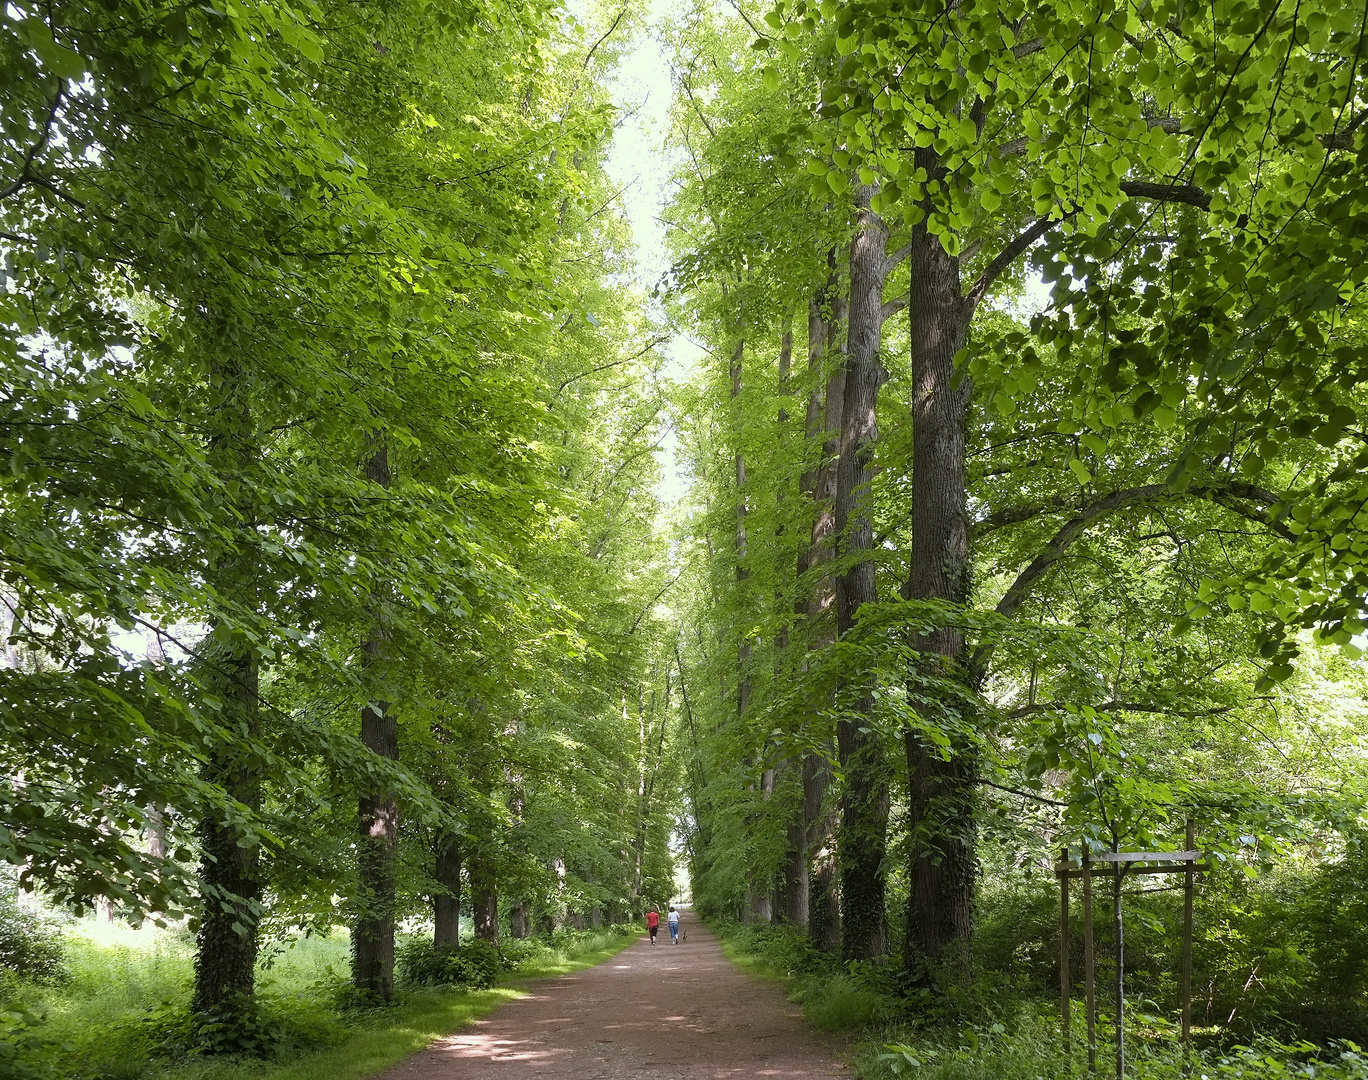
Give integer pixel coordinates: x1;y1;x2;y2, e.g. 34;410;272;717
1057;826;1202;1080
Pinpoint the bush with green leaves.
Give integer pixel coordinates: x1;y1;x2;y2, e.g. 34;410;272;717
0;894;65;985
396;937;501;990
126;991;344;1061
0;1006;64;1080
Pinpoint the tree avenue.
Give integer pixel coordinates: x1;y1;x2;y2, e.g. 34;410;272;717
3;0;1368;1076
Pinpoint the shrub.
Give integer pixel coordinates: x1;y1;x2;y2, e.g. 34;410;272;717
0;1005;64;1080
130;991;344;1060
0;894;66;984
396;937;501;990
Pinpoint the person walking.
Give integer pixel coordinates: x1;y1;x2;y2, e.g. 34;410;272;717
667;905;680;944
646;906;660;945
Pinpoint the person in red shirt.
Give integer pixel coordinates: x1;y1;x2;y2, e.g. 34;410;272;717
646;906;660;945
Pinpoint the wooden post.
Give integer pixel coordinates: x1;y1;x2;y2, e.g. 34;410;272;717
1084;849;1096;1072
1182;819;1195;1049
1060;846;1071;1049
1114;848;1125;1080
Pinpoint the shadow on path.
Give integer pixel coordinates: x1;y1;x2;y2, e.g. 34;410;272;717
378;914;848;1079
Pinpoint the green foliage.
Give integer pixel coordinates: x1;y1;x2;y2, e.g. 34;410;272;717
0;1005;64;1080
133;993;345;1061
873;1023;1368;1080
0;894;66;984
396;938;500;991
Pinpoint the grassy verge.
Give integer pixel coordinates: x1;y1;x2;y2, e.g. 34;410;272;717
5;922;637;1080
708;919;1368;1080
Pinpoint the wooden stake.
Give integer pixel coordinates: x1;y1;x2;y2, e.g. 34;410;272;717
1084;848;1096;1072
1060;846;1071;1050
1182;819;1195;1049
1114;846;1125;1080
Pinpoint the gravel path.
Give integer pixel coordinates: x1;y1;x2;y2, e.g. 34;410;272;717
377;914;849;1079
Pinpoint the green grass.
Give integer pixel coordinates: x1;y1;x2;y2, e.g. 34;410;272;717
715;923;886;1032
6;920;636;1080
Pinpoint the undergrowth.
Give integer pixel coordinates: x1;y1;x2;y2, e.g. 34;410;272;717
710;918;1368;1080
0;918;635;1080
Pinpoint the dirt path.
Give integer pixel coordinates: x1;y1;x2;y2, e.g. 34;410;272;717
378;915;848;1079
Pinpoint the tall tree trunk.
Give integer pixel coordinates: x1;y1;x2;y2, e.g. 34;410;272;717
781;282;838;927
834;187;893;961
193;355;262;1020
777;316;804;925
433;831;462;950
732;336;753;728
509;903;530;938
902;214;977;980
801;267;847;949
354;438;399;1002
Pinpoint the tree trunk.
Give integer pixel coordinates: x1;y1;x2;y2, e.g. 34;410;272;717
433;831;462;950
193;355;262;1021
470;851;499;942
732;336;753;728
902;215;977;981
806;753;842;951
193;646;261;1017
807;272;847;952
354;438;399;1002
510;903;530;938
835;186;892;961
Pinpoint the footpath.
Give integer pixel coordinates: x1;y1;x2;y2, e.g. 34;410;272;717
377;915;848;1079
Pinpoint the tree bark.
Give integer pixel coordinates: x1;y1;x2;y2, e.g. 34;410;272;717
835;186;892;961
807;270;847;951
470;850;499;942
902;208;977;981
433;831;462;950
354;438;399;1002
193;355;263;1021
193;647;261;1017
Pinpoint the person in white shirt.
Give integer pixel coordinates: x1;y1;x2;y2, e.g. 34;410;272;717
667;905;681;944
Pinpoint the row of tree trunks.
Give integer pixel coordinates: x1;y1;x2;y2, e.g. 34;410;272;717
808;268;848;952
778;269;847;941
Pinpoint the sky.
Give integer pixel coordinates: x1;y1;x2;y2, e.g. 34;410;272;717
584;0;704;509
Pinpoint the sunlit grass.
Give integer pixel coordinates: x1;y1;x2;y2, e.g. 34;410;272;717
11;918;635;1080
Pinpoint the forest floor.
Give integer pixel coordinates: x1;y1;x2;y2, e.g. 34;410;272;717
376;915;850;1079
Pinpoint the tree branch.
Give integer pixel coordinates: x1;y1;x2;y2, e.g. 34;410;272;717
1006;699;1265;719
1119;180;1210;209
583;8;627;70
555;336;668;395
881;291;909;320
0;87;65;204
966;211;1078;308
971;480;1286;671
